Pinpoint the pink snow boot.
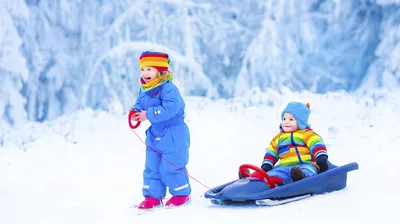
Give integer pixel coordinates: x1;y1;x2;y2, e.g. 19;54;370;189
137;196;163;210
165;195;191;207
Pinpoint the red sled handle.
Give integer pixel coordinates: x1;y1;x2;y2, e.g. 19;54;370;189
239;164;280;189
128;110;141;129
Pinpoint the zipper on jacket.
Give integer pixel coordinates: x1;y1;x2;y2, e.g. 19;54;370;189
291;133;303;164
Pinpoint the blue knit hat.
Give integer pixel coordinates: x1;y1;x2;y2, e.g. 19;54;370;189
281;102;311;130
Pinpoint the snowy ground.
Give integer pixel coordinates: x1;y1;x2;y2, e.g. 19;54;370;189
0;89;398;224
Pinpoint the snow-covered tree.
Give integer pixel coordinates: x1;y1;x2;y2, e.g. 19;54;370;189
0;0;399;126
359;2;400;92
234;0;382;96
0;0;29;127
81;0;222;111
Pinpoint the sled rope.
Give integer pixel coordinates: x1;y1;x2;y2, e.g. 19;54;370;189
130;128;213;191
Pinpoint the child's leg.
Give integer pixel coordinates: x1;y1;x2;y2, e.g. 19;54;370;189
160;147;191;196
143;148;166;199
267;165;316;180
267;166;292;180
265;164;318;184
298;164;318;177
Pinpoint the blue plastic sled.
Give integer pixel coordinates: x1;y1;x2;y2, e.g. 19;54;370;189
204;161;359;206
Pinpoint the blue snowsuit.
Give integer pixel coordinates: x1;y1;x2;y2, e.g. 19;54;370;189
131;80;191;200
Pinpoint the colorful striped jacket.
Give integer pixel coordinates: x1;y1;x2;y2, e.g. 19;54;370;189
262;128;328;170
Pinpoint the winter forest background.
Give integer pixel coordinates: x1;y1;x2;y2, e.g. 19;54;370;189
0;0;399;128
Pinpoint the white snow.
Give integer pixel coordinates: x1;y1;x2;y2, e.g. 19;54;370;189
0;90;398;224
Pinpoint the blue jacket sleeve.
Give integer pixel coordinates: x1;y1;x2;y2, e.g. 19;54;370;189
130;89;143;112
146;85;183;123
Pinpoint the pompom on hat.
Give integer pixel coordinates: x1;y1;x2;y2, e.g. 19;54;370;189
281;102;311;130
139;50;170;72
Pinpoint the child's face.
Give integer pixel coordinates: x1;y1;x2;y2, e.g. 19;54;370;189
282;113;299;132
141;66;158;83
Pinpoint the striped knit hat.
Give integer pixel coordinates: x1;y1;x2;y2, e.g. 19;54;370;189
139;50;169;72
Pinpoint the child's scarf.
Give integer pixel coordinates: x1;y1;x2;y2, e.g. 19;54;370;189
141;74;173;92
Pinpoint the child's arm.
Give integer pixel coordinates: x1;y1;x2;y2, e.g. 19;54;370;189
146;85;183;123
261;133;280;171
304;130;329;172
130;89;143;112
304;130;328;158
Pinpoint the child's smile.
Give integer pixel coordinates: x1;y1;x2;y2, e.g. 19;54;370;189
143;76;153;81
141;66;158;83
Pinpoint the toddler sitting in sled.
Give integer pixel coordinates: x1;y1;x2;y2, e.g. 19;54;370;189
240;102;329;183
